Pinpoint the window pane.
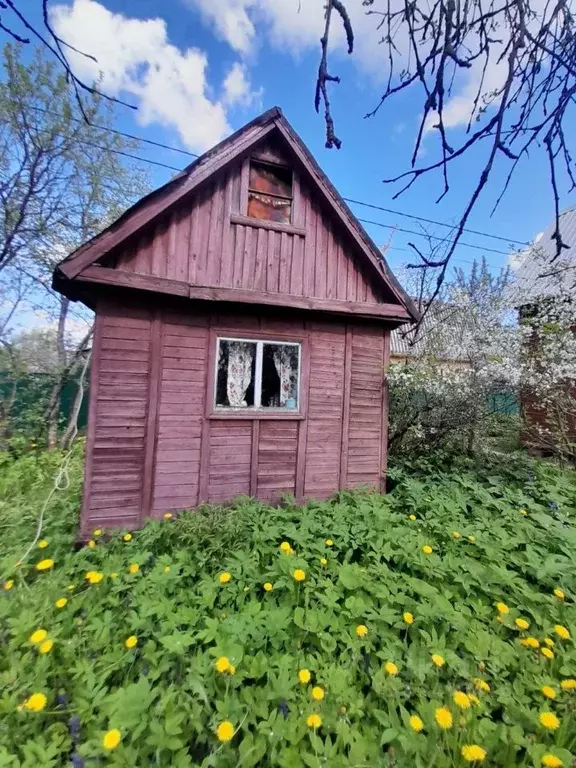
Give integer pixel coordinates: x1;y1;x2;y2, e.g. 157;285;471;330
262;343;299;409
248;192;291;224
215;340;256;407
249;161;292;198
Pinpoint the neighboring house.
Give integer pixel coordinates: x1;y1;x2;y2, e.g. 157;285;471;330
390;304;473;369
53;107;418;536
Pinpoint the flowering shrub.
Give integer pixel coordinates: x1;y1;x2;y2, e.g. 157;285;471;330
0;451;575;766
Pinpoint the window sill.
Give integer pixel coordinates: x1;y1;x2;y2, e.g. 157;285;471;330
230;213;306;237
209;409;305;421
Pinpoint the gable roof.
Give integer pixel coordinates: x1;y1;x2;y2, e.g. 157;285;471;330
55;107;419;322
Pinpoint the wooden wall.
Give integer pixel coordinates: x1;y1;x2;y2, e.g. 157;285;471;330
80;298;390;535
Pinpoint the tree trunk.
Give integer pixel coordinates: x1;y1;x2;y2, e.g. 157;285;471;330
46;297;70;448
59;349;91;450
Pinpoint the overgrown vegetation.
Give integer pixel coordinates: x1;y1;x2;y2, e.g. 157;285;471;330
0;448;575;767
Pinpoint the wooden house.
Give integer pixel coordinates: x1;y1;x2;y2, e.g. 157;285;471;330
53;107;418;536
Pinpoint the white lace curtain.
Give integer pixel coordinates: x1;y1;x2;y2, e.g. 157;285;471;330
273;346;296;406
227;342;254;407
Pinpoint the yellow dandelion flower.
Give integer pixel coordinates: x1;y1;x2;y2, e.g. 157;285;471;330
355;624;368;638
469;694;480;706
218;571;231;584
86;571;104;584
4;580;14;591
215;656;231;673
544;637;555;647
123;533;132;542
163;513;173;520
542;755;563;768
409;714;424;732
454;691;471;709
515;618;530;630
461;745;486;762
325;539;334;546
29;629;47;644
474;678;490;692
452;531;461;539
88;540;96;549
520;637;540;648
38;639;53;654
216;721;234;742
431;654;445;667
542;686;556;699
539;712;560;730
553;588;565;600
403;611;414;625
496;602;509;614
320;558;327;566
55;598;67;609
541;647;554;659
24;693;47;712
385;662;399;676
124;635;137;650
36;559;54;571
93;529;102;536
128;564;139;574
306;713;322;729
298;669;311;684
520;509;528;516
38;540;48;549
422;545;433;554
435;707;453;729
103;729;121;750
468;535;476;542
263;582;273;592
164;566;170;574
280;542;292;553
409;514;416;521
560;678;576;690
293;569;306;582
554;624;570;640
311;686;324;701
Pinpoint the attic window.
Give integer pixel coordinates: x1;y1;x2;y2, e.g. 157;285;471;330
247;160;292;224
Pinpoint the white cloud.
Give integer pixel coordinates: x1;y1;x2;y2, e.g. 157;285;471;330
50;0;262;152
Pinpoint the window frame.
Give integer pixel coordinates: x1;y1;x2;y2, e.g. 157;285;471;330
212;335;302;416
246;158;294;225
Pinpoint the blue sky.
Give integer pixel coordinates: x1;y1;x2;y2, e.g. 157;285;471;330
21;0;576;278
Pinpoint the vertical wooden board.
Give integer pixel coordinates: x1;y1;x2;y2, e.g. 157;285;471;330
151;220;167;278
206;178;224;285
314;204;327;298
303;196;317;297
266;230;279;293
80;311;103;537
257;420;297;501
380;329;390;491
289;233;304;296
339;326;353;489
230;161;241;214
165;212;178;280
240;226;253;289
141;311;163;521
326;223;338;299
250;420;260;496
174;208;191;283
188;200;199;284
219;171;235;287
232;225;245;287
208;421;252;502
278;232;291;295
336;242;347;300
253;227;267;291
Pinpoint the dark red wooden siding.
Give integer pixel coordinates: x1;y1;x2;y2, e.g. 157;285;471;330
80;300;391;533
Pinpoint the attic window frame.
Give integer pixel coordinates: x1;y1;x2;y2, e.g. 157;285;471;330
246;158;294;225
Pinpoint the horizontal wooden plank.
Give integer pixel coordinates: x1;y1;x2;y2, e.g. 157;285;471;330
230;212;307;236
101;338;150;352
100;348;151;363
154;449;200;462
155;461;198;474
161;357;205;371
100;360;149;374
91;494;142;510
158;402;203;416
157;437;201;451
163;334;207;349
101;326;151;342
154;484;198;499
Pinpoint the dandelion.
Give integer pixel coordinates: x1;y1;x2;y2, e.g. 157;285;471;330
55;598;67;609
29;629;48;644
452;532;461;539
38;640;53;654
403;612;414;625
469;694;480;706
520;637;540;648
215;656;231;673
409;514;416;521
38;540;48;549
474;679;490;692
4;580;14;590
520;509;528;516
123;534;132;542
216;721;234;742
298;669;311;684
542;756;563;767
125;635;138;650
36;559;54;571
229;664;236;675
110;572;118;580
263;582;273;591
93;529;102;536
422;545;433;554
454;691;471;709
280;542;292;553
103;729;121;750
128;564;139;574
435;707;453;729
409;715;424;732
164;567;170;574
539;712;560;730
542;686;556;699
320;558;327;566
219;571;231;584
544;637;555;647
385;662;398;676
431;654;445;667
560;679;576;690
496;602;509;614
553;588;565;600
311;686;324;701
355;624;368;638
515;618;530;630
86;571;103;584
306;714;322;729
67;584;75;591
325;539;333;546
461;745;486;762
293;569;306;582
541;647;554;659
554;624;570;640
88;540;96;549
468;535;476;542
163;513;173;520
24;693;47;712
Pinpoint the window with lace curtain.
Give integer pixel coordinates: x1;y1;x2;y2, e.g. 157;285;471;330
214;337;300;410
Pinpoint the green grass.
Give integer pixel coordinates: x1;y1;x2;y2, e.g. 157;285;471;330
0;448;575;767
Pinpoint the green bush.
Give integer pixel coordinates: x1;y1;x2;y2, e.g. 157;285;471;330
0;450;575;767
